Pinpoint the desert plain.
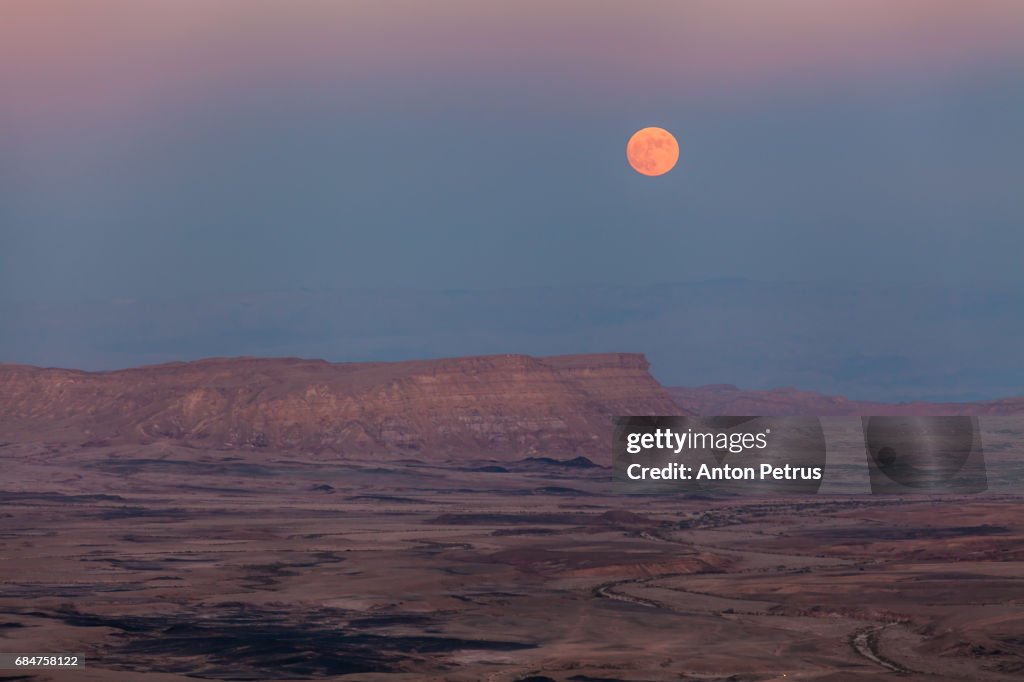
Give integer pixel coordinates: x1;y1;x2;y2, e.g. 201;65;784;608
0;439;1022;681
0;355;1022;680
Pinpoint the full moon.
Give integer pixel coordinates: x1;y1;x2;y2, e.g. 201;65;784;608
626;127;679;176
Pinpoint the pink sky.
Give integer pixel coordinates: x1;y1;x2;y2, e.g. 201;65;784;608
3;0;1024;127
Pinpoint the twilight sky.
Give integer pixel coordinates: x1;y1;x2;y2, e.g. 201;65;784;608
1;2;1023;397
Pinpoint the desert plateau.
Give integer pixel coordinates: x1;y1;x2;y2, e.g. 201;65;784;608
0;355;1021;681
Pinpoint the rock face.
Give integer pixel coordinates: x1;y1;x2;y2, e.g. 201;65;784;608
0;354;683;458
670;385;1024;416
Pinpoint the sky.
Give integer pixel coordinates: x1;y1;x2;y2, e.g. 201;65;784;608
1;1;1023;397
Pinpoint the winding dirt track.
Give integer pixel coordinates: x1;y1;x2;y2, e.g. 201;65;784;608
592;509;989;678
851;624;913;674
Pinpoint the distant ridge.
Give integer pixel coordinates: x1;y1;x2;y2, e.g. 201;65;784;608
670;385;1024;416
0;353;684;458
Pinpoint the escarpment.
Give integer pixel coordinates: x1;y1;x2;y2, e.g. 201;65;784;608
0;353;684;459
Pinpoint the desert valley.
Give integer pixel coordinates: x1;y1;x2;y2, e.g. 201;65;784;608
0;354;1022;681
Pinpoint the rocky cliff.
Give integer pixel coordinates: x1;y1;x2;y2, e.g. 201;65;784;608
0;354;683;458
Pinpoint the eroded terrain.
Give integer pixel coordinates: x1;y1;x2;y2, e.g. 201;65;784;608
1;442;1022;681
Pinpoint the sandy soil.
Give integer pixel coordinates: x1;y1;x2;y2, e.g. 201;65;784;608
0;441;1021;680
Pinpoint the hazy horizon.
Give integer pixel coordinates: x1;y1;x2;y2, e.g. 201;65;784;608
2;1;1023;401
4;278;1022;403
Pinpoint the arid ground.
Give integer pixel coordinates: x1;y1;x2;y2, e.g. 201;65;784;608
1;439;1022;681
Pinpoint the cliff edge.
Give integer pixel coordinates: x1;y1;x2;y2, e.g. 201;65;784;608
0;353;683;459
